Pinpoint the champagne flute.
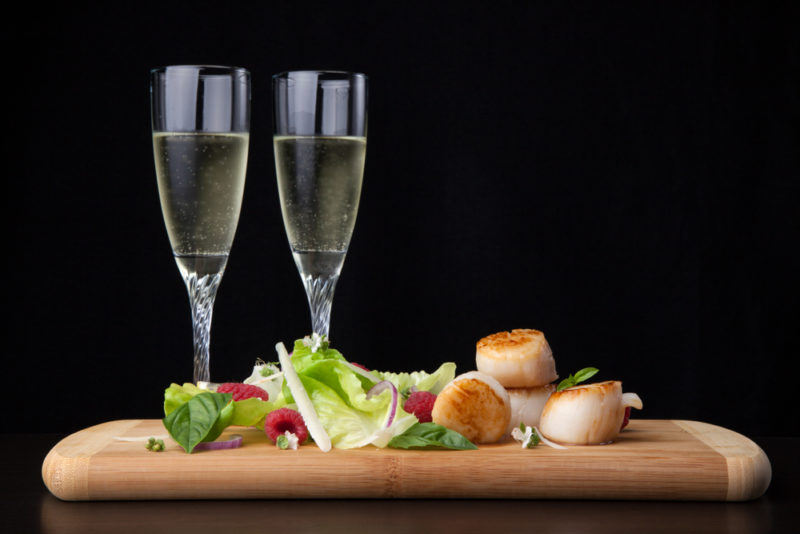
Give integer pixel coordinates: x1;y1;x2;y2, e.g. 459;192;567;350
272;71;367;338
150;65;250;383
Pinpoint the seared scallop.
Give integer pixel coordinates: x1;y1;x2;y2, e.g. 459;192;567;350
538;380;643;445
476;329;558;388
505;383;556;434
431;371;511;444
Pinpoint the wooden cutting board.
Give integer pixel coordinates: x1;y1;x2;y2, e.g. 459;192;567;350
42;419;770;501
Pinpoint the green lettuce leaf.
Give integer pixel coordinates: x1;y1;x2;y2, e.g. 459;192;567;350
164;382;205;416
374;362;456;395
230;396;285;427
280;343;417;448
290;339;347;371
297;373;417;448
164;382;281;428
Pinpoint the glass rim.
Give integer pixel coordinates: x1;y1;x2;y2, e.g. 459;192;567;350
150;65;250;75
272;70;367;80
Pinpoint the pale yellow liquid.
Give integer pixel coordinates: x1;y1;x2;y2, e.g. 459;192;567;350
154;132;249;256
274;136;366;253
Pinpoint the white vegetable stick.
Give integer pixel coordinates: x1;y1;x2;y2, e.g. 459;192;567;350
533;426;568;450
276;342;332;452
113;435;170;442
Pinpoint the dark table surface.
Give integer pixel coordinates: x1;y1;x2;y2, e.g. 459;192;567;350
3;433;797;534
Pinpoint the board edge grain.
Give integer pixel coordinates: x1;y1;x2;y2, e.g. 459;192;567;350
673;420;771;501
42;419;143;501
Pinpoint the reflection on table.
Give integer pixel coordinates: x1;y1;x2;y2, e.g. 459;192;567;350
39;495;773;534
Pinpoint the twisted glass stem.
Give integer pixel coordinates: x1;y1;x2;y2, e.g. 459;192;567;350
292;250;346;338
177;255;227;384
184;272;222;383
301;273;339;338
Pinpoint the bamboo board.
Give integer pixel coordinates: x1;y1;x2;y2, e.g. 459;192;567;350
42;419;770;501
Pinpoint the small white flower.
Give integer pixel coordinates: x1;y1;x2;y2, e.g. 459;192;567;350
277;431;300;450
302;333;327;353
512;425;568;450
511;424;538;449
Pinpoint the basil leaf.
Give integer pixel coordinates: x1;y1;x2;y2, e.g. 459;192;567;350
388;423;478;450
573;367;599;383
557;367;599;392
205;399;235;443
556;376;573;392
162;392;233;453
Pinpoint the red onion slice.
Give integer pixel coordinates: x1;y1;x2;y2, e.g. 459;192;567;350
194;434;244;451
366;380;398;429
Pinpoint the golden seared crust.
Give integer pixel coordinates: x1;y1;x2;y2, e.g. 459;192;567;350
540;381;620;420
545;380;620;402
475;329;557;387
432;377;510;444
476;329;545;359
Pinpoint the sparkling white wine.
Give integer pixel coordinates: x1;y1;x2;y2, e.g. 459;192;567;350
292;250;348;282
153;132;249;259
274;136;366;253
174;254;230;279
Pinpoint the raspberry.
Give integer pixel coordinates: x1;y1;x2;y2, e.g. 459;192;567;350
620;406;632;430
403;391;437;423
264;408;309;444
217;383;269;402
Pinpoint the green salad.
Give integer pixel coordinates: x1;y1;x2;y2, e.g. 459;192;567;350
162;336;475;453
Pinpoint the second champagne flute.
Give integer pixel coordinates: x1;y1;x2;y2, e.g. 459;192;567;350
273;71;367;338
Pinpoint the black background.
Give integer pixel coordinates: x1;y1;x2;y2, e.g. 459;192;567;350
6;1;798;438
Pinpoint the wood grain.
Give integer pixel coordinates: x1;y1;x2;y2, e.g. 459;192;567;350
674;420;772;501
41;419;771;501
